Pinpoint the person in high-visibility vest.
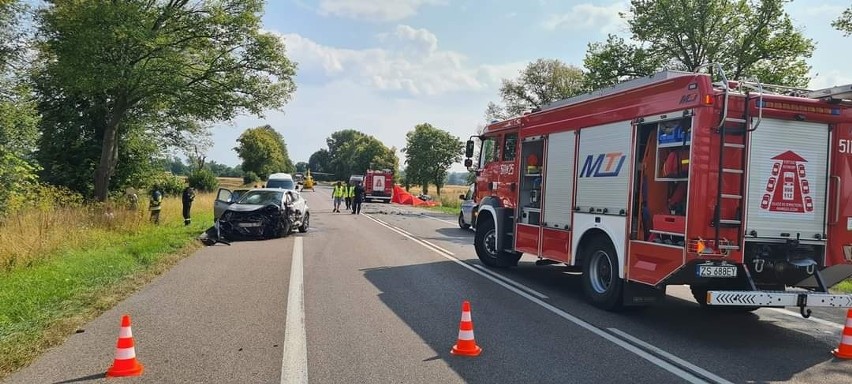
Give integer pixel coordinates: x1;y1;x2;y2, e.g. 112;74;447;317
347;183;355;210
344;181;353;210
332;181;344;212
149;186;163;224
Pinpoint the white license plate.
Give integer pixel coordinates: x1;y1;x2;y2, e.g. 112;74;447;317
238;222;262;228
697;264;737;278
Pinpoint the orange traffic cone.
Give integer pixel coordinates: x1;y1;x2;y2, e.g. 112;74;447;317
106;315;144;377
451;300;482;357
832;309;852;359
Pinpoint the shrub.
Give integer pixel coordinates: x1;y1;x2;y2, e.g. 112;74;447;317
243;171;260;185
148;173;184;196
187;168;219;192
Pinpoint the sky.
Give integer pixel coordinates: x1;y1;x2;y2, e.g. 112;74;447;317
207;0;852;173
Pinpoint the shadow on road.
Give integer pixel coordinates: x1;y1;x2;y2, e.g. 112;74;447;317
362;259;847;383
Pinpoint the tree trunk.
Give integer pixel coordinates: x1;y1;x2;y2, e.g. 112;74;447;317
94;120;120;202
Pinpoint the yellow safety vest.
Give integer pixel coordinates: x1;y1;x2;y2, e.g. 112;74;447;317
333;185;344;197
348;186;355;197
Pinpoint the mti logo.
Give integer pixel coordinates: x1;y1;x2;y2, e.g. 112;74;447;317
580;152;626;178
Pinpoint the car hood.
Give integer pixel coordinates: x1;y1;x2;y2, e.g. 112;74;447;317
226;203;278;212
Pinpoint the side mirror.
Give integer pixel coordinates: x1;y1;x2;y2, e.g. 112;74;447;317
465;140;475;158
464;158;473;168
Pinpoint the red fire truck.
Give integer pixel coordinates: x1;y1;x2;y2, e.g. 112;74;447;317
463;65;852;316
364;169;393;203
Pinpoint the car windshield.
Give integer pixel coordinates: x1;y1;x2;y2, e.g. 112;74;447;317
237;190;284;205
266;179;295;189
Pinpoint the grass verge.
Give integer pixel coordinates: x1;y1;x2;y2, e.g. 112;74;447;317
0;198;213;380
832;279;852;294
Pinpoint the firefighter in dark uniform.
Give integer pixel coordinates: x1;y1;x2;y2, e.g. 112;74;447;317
182;185;196;226
149;186;163;224
352;181;365;214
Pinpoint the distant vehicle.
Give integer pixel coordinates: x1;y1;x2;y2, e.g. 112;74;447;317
364;169;393;203
213;188;309;240
294;173;305;185
458;184;477;230
266;173;296;190
349;174;364;185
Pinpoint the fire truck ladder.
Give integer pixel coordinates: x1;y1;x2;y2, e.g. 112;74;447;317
712;70;764;252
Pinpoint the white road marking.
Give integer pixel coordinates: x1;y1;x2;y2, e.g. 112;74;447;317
765;307;844;330
422;215;457;225
363;215;714;383
472;264;549;299
281;237;308;384
608;328;734;384
369;216;548;299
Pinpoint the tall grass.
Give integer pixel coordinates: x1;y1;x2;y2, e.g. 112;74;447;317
0;193;215;378
0;194;214;272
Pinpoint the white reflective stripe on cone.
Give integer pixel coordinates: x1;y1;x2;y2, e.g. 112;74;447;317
119;326;132;338
842;335;852;345
461;312;471;322
846;318;852;328
457;330;475;340
115;347;136;360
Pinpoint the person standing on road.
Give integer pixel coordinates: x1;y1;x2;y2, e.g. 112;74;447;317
332;181;344;213
181;184;196;226
352;181;365;215
344;181;352;211
149;186;163;224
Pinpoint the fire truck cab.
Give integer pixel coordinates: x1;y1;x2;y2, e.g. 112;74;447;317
464;65;852;316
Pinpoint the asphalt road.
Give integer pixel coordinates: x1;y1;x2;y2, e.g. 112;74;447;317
4;185;852;383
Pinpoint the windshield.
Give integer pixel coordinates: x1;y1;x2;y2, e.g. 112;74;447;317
237;190;284;205
266;179;295;189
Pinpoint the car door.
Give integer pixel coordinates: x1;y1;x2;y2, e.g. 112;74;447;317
214;188;233;219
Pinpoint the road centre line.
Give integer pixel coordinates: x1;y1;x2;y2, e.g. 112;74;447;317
608;328;734;384
281;237;308;384
362;214;714;383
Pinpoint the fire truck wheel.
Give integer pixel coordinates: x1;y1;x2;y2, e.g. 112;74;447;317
474;217;520;268
581;237;624;311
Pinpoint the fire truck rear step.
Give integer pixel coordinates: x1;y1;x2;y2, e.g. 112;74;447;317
706;290;852;308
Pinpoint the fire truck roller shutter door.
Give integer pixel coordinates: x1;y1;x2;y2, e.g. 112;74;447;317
745;118;829;240
571;121;632;275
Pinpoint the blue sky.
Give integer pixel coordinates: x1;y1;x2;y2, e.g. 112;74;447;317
208;0;852;172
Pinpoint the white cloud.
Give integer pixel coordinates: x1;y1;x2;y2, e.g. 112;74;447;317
277;25;512;96
808;70;852;90
317;0;446;22
542;2;628;34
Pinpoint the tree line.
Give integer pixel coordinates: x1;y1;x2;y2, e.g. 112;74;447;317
486;1;851;122
1;1;850;216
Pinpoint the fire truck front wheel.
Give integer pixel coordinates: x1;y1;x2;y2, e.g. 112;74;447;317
474;217;520;268
581;236;624;311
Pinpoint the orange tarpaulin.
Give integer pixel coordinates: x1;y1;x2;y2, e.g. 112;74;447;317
392;185;440;207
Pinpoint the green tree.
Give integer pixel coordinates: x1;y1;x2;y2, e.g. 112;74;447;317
402;123;463;196
234;125;294;180
584;0;814;88
485;58;587;121
322;129;398;179
834;6;852;36
308;149;331;173
295;161;308;173
34;0;297;201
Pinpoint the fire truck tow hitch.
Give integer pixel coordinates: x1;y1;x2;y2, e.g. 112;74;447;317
706;290;852;318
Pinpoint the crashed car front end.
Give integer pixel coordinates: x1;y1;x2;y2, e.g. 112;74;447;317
219;204;285;240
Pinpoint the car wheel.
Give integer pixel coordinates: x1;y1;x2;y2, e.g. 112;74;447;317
459;212;470;229
299;213;310;233
277;219;292;238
